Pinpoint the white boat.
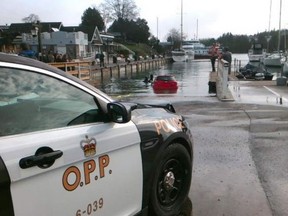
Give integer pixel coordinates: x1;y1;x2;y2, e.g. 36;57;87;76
263;52;286;67
185;39;210;59
182;43;195;61
248;43;266;62
283;60;288;76
263;0;286;67
171;49;187;62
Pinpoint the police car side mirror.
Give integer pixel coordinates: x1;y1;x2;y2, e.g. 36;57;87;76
107;102;131;123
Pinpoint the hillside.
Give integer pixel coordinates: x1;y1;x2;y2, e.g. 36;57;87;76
123;43;153;57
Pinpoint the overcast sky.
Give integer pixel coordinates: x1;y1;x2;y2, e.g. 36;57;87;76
2;0;287;41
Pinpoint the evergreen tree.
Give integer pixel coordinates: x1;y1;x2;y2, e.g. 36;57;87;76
80;7;105;31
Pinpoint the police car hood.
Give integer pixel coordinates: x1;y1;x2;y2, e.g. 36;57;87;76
127;100;191;146
130;101;184;126
129;100;176;113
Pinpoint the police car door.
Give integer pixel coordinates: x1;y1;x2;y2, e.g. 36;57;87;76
0;66;143;216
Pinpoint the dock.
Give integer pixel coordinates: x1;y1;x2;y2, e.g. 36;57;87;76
49;58;168;84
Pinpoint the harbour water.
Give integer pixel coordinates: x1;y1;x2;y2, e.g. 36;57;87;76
94;54;250;101
93;53;288;105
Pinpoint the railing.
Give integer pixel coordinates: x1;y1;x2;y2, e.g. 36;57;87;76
91;58;168;80
48;58;168;82
49;61;92;80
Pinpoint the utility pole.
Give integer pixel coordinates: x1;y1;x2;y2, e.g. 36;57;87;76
33;20;42;60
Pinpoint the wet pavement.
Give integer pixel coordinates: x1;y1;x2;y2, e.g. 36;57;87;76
229;79;288;107
173;101;288;216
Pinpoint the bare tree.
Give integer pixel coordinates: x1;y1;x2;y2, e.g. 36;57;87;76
166;28;181;43
166;28;188;49
99;0;139;22
98;4;114;31
22;14;40;23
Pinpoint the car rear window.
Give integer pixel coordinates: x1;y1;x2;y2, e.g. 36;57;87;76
156;76;175;81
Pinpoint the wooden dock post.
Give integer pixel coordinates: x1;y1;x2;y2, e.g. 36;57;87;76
136;62;139;73
100;67;104;81
117;65;121;78
110;67;113;78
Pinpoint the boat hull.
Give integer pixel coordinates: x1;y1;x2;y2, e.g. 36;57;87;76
182;45;195;61
264;58;281;67
172;50;187;62
248;54;266;62
283;62;288;76
186;52;195;61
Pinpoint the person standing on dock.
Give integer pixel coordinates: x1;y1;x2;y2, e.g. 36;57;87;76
100;52;105;67
208;43;220;72
220;47;232;74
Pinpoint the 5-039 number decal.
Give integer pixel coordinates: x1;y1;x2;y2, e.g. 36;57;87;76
76;198;104;216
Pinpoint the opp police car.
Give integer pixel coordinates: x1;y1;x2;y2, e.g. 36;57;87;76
0;53;193;216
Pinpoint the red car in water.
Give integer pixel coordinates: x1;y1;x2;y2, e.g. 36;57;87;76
152;75;178;94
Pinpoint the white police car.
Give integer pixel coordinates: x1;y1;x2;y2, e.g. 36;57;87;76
0;53;193;216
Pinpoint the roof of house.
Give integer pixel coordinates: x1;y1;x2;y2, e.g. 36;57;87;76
61;25;114;44
0;25;9;32
9;22;62;34
61;25;101;42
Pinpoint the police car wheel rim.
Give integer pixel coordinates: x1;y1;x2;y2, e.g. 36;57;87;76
157;158;184;206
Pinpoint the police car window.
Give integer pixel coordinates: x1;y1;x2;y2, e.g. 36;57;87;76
0;67;103;137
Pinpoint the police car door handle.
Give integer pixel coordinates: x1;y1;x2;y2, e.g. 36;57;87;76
19;149;63;169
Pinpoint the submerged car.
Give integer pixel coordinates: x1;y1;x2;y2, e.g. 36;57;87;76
0;53;193;216
152;75;178;94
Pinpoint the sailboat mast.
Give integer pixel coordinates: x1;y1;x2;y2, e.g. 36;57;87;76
180;0;183;47
196;19;198;40
268;0;272;31
278;0;282;52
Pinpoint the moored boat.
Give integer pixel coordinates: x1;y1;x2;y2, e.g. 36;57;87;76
182;43;195;61
283;60;288;76
238;62;274;80
263;52;286;67
183;39;210;59
171;49;187;62
248;43;266;62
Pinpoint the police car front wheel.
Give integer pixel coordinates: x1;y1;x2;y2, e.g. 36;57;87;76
149;143;192;216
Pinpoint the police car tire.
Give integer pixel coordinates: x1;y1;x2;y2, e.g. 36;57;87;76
149;143;192;216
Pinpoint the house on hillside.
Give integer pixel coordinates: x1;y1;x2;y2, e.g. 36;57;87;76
2;22;63;53
21;30;88;59
62;26;116;57
0;22;118;61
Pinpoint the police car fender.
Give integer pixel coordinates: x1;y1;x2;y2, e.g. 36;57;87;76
131;108;193;211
